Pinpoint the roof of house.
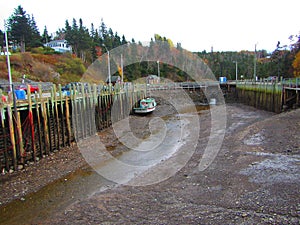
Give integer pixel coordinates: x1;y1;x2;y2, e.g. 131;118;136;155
106;76;121;83
45;39;68;44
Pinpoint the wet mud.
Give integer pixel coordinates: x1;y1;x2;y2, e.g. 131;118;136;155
0;103;299;224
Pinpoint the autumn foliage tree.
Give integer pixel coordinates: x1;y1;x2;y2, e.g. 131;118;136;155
292;51;300;77
290;34;300;77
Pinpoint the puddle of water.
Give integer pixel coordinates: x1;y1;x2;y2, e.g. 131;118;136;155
83;114;193;186
0;166;114;225
117;116;187;167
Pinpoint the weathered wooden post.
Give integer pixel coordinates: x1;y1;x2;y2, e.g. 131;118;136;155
27;84;36;162
65;94;72;145
53;84;60;150
58;84;65;147
7;104;17;170
41;98;50;155
16;112;24;164
0;90;9;171
36;85;43;156
81;84;86;138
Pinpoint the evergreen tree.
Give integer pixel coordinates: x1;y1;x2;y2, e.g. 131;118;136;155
90;23;99;61
0;30;4;51
41;26;51;44
8;5;31;52
99;18;107;40
121;35;127;45
29;14;42;47
78;18;92;62
7;5;42;52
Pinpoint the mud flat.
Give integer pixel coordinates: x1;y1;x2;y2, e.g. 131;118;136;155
0;103;300;224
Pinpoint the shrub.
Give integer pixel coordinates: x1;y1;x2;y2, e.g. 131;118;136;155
55;56;86;76
32;62;55;81
31;47;45;54
10;54;23;68
21;52;33;65
32;54;59;65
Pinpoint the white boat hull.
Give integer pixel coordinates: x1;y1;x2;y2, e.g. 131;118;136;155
134;106;156;114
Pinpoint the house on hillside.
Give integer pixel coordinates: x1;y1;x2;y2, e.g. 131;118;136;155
44;39;72;53
146;74;160;84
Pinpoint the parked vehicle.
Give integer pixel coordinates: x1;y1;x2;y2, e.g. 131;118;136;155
16;84;39;93
61;82;79;91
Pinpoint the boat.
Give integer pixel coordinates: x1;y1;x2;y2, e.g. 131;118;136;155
133;97;157;114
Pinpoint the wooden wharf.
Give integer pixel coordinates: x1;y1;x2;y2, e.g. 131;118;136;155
0;78;299;172
0;83;146;172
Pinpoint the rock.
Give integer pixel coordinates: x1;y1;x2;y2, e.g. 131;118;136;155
241;212;248;217
17;164;24;170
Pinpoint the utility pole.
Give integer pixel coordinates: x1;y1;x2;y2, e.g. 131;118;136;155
102;44;111;86
4;20;12;92
121;53;123;84
253;43;257;81
233;61;238;82
157;60;160;81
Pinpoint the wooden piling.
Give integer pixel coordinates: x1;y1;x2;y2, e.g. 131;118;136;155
41;99;50;155
53;84;60;150
59;84;65;147
0;83;148;171
16;112;24;164
27;84;36;162
7;105;17;170
65;96;72;145
36;85;43;157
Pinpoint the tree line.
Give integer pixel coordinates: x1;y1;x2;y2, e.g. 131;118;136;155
1;5;300;81
197;40;300;80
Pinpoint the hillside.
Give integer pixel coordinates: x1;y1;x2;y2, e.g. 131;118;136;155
0;50;86;84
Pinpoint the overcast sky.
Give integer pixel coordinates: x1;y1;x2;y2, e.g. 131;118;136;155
1;0;299;53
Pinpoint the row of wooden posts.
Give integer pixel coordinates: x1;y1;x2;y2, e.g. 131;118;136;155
0;83;146;172
236;79;300;113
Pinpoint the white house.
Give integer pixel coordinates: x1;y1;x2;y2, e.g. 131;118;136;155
44;39;72;53
146;74;160;84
